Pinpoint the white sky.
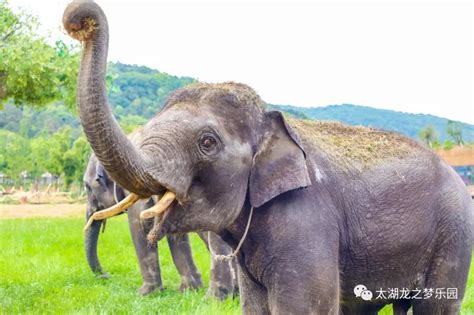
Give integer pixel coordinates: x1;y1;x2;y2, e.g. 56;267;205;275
9;0;474;124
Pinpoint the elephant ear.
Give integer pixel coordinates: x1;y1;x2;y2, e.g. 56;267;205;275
249;111;312;208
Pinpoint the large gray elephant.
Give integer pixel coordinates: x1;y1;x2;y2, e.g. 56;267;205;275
63;2;473;314
84;153;237;298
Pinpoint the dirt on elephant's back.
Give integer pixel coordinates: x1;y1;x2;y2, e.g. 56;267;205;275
0;204;85;219
287;118;422;171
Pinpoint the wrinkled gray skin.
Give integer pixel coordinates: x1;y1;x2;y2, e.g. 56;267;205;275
84;154;237;298
64;2;473;314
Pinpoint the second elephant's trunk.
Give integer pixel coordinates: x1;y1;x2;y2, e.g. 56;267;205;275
84;214;109;278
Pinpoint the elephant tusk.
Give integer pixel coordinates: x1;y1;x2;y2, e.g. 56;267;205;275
140;191;176;220
84;193;142;231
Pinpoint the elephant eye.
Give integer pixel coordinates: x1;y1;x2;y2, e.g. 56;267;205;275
199;134;218;155
202;137;215;148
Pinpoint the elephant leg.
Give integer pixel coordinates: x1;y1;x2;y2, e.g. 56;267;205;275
167;233;203;291
412;210;472;315
340;304;385;315
198;231;237;300
411;245;471;314
238;264;270;315
127;201;163;295
393;299;411;315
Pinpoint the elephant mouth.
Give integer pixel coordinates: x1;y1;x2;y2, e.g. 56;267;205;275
139;191;176;220
146;204;176;243
83;190;177;232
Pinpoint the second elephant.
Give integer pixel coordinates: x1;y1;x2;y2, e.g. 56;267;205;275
84;153;237;298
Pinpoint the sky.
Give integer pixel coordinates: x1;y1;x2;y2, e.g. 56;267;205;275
9;0;474;124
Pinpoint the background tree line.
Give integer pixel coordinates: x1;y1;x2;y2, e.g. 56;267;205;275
0;1;472;190
0;1;195;189
418;120;466;149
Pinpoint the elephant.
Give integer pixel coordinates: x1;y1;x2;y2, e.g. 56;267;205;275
63;2;473;314
84;153;238;298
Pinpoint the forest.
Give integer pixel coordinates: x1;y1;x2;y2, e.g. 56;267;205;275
0;0;472;189
0;62;195;188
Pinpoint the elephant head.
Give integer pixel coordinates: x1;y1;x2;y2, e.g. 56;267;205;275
83;153;125;277
63;1;311;238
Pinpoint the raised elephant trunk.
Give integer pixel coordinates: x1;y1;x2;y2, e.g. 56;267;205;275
62;1;160;197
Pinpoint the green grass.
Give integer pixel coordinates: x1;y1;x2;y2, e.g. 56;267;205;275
0;216;473;314
0;216;239;314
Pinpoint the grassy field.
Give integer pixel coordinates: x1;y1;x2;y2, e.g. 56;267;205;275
0;214;473;314
0;216;239;314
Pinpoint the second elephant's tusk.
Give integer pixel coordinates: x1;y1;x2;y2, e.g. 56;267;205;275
140;191;176;220
84;193;142;231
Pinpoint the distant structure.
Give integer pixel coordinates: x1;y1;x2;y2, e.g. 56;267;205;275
40;172;54;185
437;147;474;197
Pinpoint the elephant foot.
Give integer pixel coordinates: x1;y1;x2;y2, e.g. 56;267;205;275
138;282;163;296
205;284;234;300
179;274;203;292
233;284;240;296
95;272;110;279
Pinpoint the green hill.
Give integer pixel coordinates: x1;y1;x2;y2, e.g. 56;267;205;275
1;62;472;142
271;104;474;142
1;62;472;186
0;63;195;138
108;62;195;120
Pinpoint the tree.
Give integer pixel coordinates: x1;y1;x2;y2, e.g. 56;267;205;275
63;135;90;189
30;127;72;178
418;126;438;148
120;115;147;134
0;1;79;109
446;120;464;146
443;139;455;150
0;130;32;180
